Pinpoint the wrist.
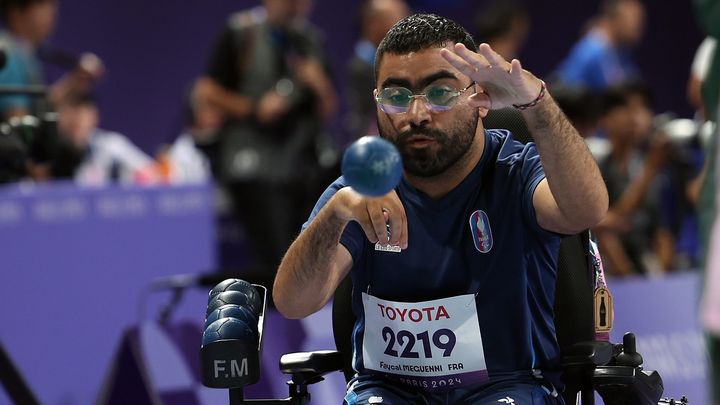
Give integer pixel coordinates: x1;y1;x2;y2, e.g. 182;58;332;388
513;80;546;110
328;189;354;224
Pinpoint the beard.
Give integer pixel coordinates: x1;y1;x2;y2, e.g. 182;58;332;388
378;109;479;177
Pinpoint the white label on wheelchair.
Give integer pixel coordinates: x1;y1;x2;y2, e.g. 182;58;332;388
361;292;489;391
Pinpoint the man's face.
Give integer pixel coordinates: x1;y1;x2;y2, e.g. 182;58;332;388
20;0;57;43
263;0;301;27
369;0;410;44
602;105;633;144
602;97;651;147
57;103;98;149
626;93;652;144
613;0;645;46
375;46;480;177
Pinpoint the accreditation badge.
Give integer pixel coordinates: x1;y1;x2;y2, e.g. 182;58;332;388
361;292;489;391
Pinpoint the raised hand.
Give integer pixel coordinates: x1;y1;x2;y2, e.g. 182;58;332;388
440;43;543;110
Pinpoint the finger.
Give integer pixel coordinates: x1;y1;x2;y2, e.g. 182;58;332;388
509;59;524;81
386;207;403;246
439;47;481;80
453;43;491;70
358;209;379;244
382;192;408;248
398;208;408;249
477;43;506;68
368;203;390;244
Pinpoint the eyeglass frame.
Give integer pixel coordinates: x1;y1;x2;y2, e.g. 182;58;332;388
374;81;476;114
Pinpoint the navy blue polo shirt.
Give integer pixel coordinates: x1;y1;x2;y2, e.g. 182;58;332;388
304;129;562;387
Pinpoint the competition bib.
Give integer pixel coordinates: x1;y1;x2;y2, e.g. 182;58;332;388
361;292;489;391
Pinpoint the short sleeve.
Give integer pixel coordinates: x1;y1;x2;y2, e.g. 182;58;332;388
302;177;366;261
493;130;551;236
518;142;550;236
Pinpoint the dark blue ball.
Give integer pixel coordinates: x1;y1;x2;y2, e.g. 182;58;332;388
206;291;261;317
208;279;262;312
205;304;258;331
341;136;402;197
202;317;256;347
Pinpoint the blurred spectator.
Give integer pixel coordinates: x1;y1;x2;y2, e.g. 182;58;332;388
474;0;529;61
56;93;152;186
162;84;224;184
0;0;103;119
554;0;644;91
551;84;603;134
194;0;339;290
344;0;408;140
551;84;607;161
593;83;672;276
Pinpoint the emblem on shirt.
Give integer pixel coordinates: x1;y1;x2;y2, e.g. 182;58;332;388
469;210;493;253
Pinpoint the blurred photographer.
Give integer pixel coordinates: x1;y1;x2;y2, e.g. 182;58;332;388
0;0;104;184
193;0;339;290
593;83;673;275
0;0;103;119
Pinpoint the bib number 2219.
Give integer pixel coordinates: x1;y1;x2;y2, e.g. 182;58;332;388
382;327;456;359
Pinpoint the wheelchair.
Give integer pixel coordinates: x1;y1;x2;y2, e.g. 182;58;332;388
200;109;687;405
240;231;683;405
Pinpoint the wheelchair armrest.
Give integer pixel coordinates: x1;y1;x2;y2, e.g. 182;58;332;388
593;366;664;405
279;350;344;378
561;341;614;368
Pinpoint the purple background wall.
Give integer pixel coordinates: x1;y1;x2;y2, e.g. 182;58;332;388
0;182;217;404
43;0;703;154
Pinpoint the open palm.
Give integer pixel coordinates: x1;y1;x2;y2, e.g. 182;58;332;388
440;43;543;110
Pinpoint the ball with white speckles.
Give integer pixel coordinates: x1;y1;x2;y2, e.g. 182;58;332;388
341;136;403;197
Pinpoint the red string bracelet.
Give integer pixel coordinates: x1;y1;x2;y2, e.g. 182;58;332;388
512;80;546;110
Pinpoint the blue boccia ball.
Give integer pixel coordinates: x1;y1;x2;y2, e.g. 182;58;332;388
208;279;262;312
205;304;258;332
206;291;261;317
202;317;257;347
342;136;402;197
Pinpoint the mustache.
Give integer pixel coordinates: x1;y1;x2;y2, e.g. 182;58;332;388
397;126;446;143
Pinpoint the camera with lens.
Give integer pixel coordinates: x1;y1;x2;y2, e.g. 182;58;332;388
0;105;83;185
651;113;713;169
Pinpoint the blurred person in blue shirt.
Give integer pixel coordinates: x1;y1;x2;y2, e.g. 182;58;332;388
345;0;409;140
554;0;645;91
0;0;103;119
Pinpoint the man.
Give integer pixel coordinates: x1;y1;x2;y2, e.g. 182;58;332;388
474;0;529;61
0;0;103;119
56;94;152;185
274;14;607;403
592;84;670;276
554;0;645;90
194;0;338;290
164;84;224;184
345;0;409;140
